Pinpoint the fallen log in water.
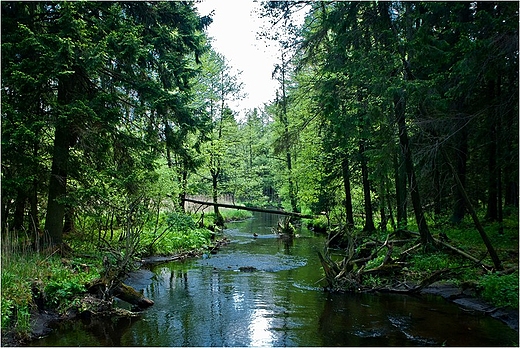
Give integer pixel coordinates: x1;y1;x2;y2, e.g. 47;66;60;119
113;283;154;308
87;279;154;309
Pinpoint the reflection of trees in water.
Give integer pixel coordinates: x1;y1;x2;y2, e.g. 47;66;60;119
168;269;188;290
79;314;140;346
318;293;390;346
317;292;516;346
278;234;294;253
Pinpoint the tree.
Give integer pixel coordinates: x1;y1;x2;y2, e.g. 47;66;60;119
194;50;243;226
2;2;209;246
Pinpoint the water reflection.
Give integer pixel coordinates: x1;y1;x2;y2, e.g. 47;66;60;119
249;307;274;346
318;291;517;346
32;312;140;346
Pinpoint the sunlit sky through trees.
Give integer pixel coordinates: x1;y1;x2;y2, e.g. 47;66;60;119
195;0;285;119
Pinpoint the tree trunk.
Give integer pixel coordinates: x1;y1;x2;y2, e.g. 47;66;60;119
287;152;298;213
29;180;40;234
63;208;74;234
503;81;518;209
393;148;407;230
442;150;502;270
486;130;498;221
45;120;70;246
182;198;316;219
29;141;41;236
279;51;298;214
433;167;441;218
211;169;223;227
394;90;433;245
179;170;188;213
44;70;81;246
451;116;468;224
385;179;397;231
486;79;498;221
1;191;10;236
13;188;26;232
113;283;154;308
360;141;375;232
341;154;354;227
379;178;387;232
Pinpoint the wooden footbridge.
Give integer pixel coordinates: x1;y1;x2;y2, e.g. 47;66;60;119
182;198;316;219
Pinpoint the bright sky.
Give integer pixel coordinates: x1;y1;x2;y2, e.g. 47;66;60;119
195;0;280;118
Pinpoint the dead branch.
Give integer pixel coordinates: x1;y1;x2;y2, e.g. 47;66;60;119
434;237;492;269
399;243;421;259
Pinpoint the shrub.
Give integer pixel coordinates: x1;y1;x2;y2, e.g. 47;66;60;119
479;272;519;309
44;280;86;309
140;212;214;255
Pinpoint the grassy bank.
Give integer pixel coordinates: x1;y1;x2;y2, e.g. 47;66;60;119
196;209;253;226
1;239;102;341
1;211;220;342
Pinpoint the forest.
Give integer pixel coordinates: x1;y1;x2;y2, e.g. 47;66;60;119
1;1;518;344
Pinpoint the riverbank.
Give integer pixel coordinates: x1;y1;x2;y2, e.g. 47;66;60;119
3;212;517;346
22;225;515;345
1;209;250;345
1;234;233;347
420;282;518;332
7;232;518;346
7;271;517;347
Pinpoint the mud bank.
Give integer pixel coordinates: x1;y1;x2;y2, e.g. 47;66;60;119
420;282;518;332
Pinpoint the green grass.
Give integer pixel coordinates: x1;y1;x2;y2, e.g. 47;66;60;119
194;209;253;226
1;211;217;339
1;236;102;338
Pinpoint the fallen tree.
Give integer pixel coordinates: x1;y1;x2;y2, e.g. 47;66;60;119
182;198;316;219
317;224;496;294
87;279;154;309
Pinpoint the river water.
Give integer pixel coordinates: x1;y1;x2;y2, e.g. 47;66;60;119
34;213;517;346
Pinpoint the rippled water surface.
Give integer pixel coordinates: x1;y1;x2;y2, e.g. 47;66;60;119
33;213;518;346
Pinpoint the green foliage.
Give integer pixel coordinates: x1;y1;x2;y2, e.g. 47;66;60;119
1;252;100;337
1;0;518;339
141;227;212;256
44;280;86;309
479;272;519;309
2;1;210;246
1;297;14;330
306;216;328;234
205;209;253;224
167;212;198;232
140;212;213;256
362;274;384;288
411;252;455;273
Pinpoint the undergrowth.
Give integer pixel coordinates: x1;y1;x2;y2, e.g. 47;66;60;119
479;271;519;309
1;237;102;339
140;212;213;255
341;210;518;309
1;210;221;341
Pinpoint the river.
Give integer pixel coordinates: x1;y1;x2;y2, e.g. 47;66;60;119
33;213;517;346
